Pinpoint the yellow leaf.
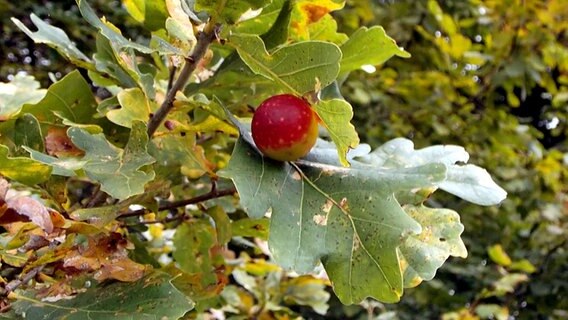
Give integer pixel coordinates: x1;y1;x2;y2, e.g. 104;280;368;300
488;244;512;267
291;0;345;40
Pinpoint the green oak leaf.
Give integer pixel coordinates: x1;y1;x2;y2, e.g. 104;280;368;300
399;205;467;288
221;138;447;303
340;26;411;74
24;147;86;177
173;219;224;289
91;34;137;88
208;206;232;245
20;71;97;125
149;133;213;180
68;121;155;200
92;34;156;99
233;0;286;38
0;74;46;120
228;33;341;95
313;99;360;167
71;181;170;226
69;204;124;226
195;0;271;24
12;271;194;320
107;88;155;128
14;114;44;156
11;14;92;70
0;145;51;185
231;218;270;239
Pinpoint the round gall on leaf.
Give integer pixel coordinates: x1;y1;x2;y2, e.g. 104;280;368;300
251;94;319;161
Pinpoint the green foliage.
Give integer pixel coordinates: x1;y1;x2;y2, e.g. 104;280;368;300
68;121;155;200
1;0;563;319
338;0;568;318
12;272;194;319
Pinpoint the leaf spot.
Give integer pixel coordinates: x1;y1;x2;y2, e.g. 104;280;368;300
313;214;327;226
291;171;301;181
321;199;333;214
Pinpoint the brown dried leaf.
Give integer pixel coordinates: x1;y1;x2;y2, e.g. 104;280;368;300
0;178;67;233
164;265;228;302
0;206;30;225
48;209;66;228
6;196;53;233
63;233;147;282
0;178;8;198
94;258;147;282
45;127;83;157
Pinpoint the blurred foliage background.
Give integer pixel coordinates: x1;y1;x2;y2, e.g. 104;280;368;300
1;0;567;319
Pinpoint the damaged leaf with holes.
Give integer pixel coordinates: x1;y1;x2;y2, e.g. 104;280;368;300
222;136;505;303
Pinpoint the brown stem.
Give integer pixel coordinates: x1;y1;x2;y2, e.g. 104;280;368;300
136;214;186;225
1;266;44;296
118;186;236;219
86;186;107;208
146;23;218;137
167;65;177;93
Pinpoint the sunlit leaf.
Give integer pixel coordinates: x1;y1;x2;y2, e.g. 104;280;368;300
313;99;359;166
195;0;272;24
284;276;330;315
0;75;46;121
76;0;153;53
11;15;91;69
440;164;507;206
125;0;168;31
290;0;345;40
107;88;155;128
231;218;269;239
0;145;51;185
20;70;97;125
399;205;467;288
305;14;348;45
488;244;512;267
339;26;410;74
228;33;341;95
165;0;197;55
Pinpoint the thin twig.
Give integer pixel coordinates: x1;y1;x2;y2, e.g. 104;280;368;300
135;214;187;226
117;186;236;219
147;23;219;137
86;186;107;208
167;65;177;93
1;266;44;296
